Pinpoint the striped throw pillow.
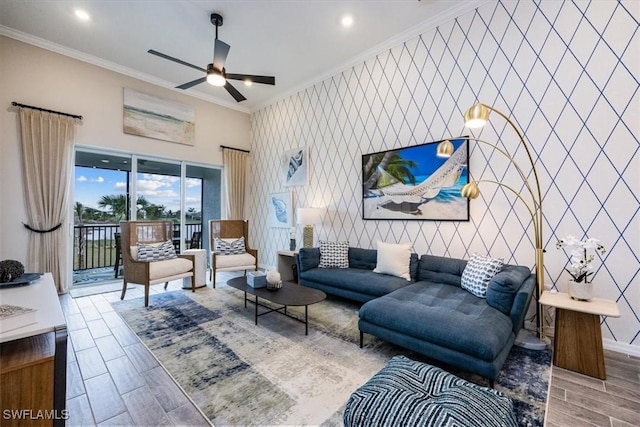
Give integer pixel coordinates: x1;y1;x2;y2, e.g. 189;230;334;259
137;240;177;261
460;254;504;298
214;237;246;255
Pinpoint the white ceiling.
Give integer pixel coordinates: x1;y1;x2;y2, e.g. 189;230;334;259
0;1;483;113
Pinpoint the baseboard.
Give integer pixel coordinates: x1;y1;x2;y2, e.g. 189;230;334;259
536;324;638;357
603;338;640;357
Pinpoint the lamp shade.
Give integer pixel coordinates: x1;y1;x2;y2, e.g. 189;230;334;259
436;139;454;158
464;103;490;128
297;208;322;225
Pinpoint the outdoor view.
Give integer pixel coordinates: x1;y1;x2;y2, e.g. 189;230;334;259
74;162;203;282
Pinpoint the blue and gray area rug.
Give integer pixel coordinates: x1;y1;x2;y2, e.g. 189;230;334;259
112;287;550;426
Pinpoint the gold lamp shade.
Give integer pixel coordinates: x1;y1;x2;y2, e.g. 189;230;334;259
436;139;454;158
464;103;490;129
461;182;480;199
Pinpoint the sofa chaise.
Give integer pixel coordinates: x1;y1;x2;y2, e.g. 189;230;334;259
297;248;535;383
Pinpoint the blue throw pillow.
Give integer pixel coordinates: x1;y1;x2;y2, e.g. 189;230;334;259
486;265;531;314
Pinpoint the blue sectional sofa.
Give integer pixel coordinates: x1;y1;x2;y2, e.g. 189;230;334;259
297;247;419;302
297;248;535;383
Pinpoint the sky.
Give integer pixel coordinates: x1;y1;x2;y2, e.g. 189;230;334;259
75;166;202;213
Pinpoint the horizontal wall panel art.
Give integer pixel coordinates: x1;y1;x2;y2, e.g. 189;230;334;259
123;88;195;145
362;138;469;221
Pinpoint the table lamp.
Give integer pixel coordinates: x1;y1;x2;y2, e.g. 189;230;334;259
297;208;322;248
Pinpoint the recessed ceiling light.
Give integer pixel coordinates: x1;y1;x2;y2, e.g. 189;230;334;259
341;15;354;28
101;159;110;163
244;79;253;87
74;9;90;22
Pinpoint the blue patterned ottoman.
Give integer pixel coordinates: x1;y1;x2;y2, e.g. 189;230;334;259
344;356;517;427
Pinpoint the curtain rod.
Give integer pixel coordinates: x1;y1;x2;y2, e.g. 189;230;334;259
11;102;83;120
220;145;250;154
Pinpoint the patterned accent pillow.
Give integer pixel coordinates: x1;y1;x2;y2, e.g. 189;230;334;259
214;237;246;255
460;254;504;298
137;240;177;261
318;241;349;268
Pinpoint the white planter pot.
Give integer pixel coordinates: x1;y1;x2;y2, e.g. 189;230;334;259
568;280;593;301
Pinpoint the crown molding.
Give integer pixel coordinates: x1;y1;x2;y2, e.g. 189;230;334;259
0;25;251;114
251;0;489;113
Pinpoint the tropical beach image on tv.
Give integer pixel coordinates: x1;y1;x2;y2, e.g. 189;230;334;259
362;137;469;220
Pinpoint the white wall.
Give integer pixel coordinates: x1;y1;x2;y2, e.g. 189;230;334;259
249;1;640;354
0;36;250;264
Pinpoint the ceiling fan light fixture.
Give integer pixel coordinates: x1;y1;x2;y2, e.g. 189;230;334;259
206;66;226;87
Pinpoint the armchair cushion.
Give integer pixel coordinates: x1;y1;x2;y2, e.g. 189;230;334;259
149;257;192;281
214;252;256;269
214;237;246;255
137;240;177;261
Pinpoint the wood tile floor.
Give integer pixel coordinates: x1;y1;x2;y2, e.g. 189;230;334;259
60;276;640;426
60;280;211;426
546;350;640;427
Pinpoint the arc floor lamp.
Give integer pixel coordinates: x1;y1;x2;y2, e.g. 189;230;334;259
438;103;547;349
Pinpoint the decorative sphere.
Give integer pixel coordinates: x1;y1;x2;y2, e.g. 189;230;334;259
266;270;281;285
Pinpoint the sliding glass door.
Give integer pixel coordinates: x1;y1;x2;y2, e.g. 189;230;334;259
73;148;221;286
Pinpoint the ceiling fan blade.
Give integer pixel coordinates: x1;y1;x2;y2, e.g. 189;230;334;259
224;81;247;102
212;39;230;70
176;77;207;90
148;49;207;73
226;74;275;85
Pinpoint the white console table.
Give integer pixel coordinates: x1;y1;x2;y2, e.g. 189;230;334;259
0;273;67;426
181;249;207;289
277;250;299;283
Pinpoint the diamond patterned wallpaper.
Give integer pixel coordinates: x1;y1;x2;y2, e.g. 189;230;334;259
248;1;639;350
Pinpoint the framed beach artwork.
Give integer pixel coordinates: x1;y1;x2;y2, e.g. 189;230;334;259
123;88;195;145
362;137;469;221
268;191;294;228
283;147;308;187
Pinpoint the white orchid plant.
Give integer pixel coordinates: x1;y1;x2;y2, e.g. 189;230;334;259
556;234;606;283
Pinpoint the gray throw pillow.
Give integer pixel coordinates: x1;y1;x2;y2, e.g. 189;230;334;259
214;237;246;255
319;241;349;268
137;240;177;261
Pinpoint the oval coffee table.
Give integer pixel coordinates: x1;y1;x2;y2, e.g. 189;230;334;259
226;276;326;335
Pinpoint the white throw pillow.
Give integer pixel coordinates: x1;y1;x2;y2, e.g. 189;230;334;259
373;241;412;281
318;241;349;268
461;254;504;298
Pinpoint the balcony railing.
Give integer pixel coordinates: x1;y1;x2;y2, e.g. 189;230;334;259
73;223;203;271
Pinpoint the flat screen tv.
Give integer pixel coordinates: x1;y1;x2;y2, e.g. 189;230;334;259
362;137;469;221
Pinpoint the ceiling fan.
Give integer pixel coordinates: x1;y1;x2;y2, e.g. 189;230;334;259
148;13;275;102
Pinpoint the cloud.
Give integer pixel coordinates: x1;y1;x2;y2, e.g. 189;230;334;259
186;178;201;188
77;176;87;182
115;182;127;190
92;177;104;183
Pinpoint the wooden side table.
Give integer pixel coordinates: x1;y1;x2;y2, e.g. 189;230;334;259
540;291;620;379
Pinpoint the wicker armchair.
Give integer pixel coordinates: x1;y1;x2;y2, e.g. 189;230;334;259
120;221;195;307
209;220;258;287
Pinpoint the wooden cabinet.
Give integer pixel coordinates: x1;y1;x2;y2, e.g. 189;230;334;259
1;332;55;426
0;274;67;426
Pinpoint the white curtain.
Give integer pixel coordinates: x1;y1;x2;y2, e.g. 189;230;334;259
18;109;78;293
223;148;249;220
